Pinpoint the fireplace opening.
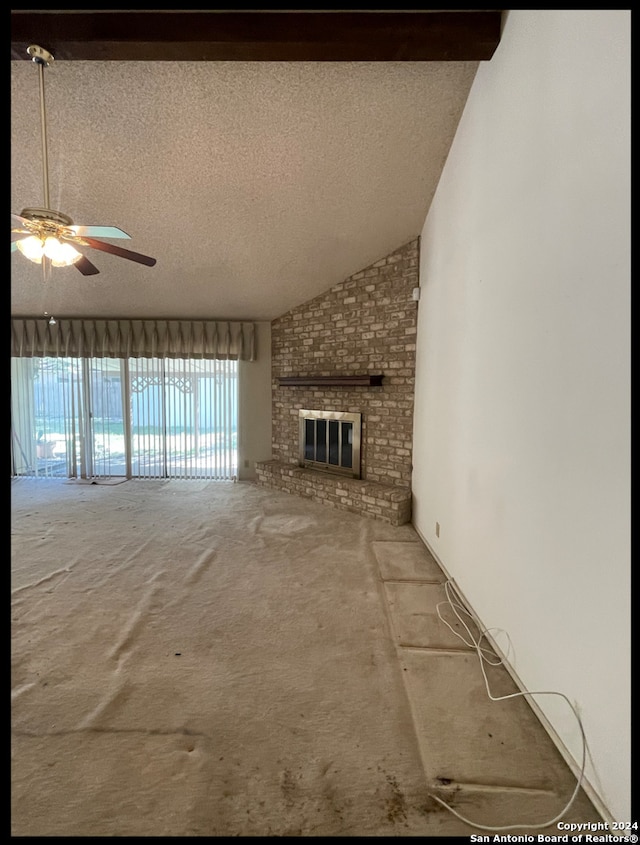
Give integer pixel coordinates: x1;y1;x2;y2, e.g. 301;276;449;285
299;409;362;479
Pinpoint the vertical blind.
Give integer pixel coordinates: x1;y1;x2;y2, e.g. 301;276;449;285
128;357;238;480
11;356;239;481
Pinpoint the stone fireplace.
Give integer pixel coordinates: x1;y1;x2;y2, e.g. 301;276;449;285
256;238;419;526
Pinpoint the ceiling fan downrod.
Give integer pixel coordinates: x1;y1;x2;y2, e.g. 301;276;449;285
27;44;54;213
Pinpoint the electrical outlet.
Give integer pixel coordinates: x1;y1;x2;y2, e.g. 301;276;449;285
435;522;440;538
244;459;249;468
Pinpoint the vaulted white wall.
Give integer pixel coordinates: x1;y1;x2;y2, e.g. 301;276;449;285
411;10;630;823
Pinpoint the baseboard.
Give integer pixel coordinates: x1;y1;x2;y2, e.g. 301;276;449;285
411;522;616;827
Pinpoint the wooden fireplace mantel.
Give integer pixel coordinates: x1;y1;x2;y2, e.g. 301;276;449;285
278;375;383;387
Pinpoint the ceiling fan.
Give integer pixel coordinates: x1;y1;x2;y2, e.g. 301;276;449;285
11;44;156;278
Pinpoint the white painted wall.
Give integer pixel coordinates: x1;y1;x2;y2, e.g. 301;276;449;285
238;321;272;480
412;10;630;824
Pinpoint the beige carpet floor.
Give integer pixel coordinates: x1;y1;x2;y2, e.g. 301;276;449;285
10;478;603;837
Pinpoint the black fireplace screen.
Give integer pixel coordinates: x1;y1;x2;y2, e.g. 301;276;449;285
299;410;361;478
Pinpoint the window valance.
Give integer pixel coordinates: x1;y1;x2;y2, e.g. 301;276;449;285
11;318;256;361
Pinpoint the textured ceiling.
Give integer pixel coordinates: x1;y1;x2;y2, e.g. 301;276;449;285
10;13;496;322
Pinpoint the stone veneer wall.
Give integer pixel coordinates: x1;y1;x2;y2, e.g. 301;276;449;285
256;238;419;524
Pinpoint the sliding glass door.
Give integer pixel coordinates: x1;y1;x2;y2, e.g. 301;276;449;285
11;357;238;480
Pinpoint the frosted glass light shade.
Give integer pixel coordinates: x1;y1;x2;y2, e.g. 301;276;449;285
43;236;82;266
16;235;45;264
16;235;81;267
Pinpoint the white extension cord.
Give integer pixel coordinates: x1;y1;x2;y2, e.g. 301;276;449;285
427;578;588;832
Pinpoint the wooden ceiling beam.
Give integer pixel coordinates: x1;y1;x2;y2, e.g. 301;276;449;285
11;11;503;62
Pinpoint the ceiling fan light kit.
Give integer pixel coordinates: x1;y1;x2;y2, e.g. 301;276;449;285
11;44;157;277
15;208;82;267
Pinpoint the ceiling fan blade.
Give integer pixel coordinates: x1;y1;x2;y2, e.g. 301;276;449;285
74;255;100;276
68;225;132;240
11;212;34;251
72;235;157;267
12;213;32;229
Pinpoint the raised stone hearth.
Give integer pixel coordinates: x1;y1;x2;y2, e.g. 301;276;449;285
255;459;412;526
